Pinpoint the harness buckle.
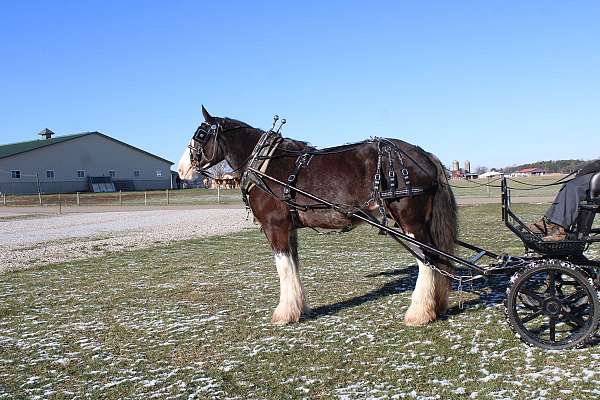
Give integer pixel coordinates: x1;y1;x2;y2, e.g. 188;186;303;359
288;175;296;182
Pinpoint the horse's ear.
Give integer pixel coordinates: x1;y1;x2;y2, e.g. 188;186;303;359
201;105;214;123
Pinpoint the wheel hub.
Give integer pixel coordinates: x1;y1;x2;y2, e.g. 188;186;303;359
542;298;562;317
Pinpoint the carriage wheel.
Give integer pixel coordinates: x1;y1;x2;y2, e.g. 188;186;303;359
505;260;600;350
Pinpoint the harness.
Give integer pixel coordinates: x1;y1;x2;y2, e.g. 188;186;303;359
239;130;437;230
240;129;284;207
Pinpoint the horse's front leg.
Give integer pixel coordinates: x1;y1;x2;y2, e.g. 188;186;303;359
264;226;309;324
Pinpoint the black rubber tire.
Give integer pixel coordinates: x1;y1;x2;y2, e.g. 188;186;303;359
505;260;600;350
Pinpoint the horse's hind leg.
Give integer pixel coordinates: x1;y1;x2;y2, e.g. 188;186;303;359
388;202;450;326
264;225;308;324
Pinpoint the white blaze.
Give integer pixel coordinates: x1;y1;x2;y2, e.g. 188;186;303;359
177;141;195;181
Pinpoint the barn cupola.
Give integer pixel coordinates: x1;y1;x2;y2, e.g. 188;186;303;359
38;128;55;140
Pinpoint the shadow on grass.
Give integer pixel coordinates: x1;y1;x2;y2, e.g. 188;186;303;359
305;265;510;321
303;265;417;321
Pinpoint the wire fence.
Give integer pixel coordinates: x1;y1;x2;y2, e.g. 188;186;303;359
449;175;564;198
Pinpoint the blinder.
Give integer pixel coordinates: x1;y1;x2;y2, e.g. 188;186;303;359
189;122;221;171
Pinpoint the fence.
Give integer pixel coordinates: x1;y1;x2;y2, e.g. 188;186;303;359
0;188;243;207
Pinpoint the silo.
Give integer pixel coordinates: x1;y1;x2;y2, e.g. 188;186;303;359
452;160;460;172
464;160;471;173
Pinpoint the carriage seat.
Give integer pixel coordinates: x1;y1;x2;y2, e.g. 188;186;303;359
589;171;600;205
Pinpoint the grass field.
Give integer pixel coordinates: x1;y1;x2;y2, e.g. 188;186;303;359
1;204;600;399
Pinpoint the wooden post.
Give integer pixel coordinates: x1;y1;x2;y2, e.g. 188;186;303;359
76;192;80;206
217;186;221;204
58;193;62;215
487;178;490;197
166;189;170;205
36;172;42;206
119;190;123;207
144;191;147;206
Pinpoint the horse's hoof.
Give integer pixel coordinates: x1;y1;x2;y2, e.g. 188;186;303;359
271;305;302;325
404;308;436;326
435;303;449;316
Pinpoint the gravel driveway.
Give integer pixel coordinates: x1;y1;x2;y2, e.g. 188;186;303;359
0;207;254;273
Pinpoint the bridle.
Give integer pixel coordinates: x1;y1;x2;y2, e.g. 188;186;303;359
188;121;249;174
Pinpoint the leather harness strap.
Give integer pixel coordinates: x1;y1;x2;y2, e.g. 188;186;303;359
283;153;314;228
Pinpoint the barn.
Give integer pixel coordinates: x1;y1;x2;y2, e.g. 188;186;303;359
0;129;174;195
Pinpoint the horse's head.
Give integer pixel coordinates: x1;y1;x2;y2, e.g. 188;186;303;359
178;106;228;180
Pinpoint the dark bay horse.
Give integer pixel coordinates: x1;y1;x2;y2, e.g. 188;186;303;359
178;107;457;326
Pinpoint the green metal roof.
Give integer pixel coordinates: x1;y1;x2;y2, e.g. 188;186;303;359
0;133;90;159
0;132;173;164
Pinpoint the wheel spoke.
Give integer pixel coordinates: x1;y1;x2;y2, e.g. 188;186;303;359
562;289;588;305
520;288;544;303
520;310;543;323
562;310;587;327
549;318;557;342
547;271;557;296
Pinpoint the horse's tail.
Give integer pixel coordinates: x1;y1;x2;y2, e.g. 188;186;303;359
427;153;458;257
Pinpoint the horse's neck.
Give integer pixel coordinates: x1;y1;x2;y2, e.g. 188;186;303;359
222;128;263;170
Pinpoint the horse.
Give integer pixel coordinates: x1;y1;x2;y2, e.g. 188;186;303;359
178;106;457;326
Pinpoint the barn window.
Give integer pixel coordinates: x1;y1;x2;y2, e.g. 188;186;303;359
77;170;85;178
11;170;21;179
156;170;163;177
109;170;116;178
46;170;55;179
134;170;140;177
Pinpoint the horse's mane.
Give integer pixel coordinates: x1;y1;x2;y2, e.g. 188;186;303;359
221;117;253;128
221;117;314;152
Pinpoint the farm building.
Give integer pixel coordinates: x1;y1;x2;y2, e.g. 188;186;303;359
510;168;546;177
479;170;504;179
0;129;174;195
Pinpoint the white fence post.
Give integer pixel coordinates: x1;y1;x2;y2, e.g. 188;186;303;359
144;192;147;206
76;192;80;206
217;186;220;204
2;193;5;206
119;190;123;207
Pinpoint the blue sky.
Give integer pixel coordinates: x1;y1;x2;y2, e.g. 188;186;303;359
1;1;599;170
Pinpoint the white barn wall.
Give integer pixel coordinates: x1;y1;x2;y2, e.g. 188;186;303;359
0;133;173;194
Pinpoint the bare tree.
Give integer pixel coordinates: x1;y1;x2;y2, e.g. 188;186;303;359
475;166;488;174
208;161;228;179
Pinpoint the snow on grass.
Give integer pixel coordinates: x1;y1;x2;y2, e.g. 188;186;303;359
0;204;599;398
